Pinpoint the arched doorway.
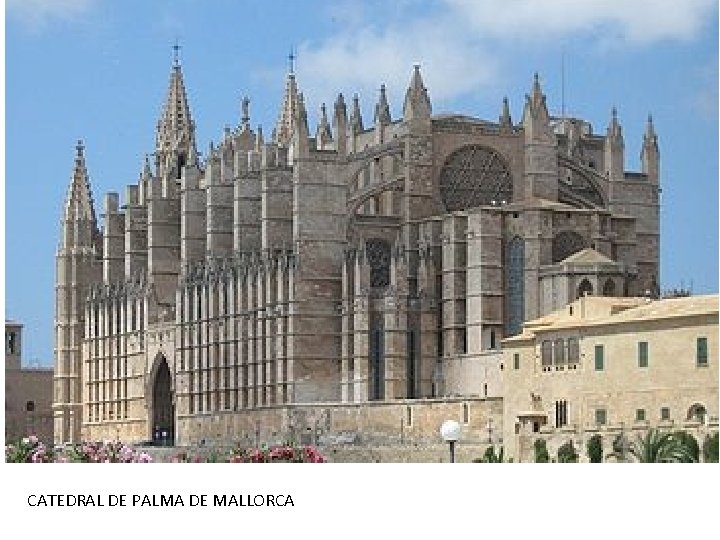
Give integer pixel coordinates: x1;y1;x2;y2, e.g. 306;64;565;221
578;279;593;298
152;356;174;445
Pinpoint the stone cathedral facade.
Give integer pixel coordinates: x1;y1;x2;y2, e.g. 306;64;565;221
53;57;660;445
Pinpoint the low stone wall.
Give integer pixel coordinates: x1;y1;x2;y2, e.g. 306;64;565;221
172;397;503;462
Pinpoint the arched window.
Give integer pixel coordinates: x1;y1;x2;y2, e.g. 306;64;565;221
439;145;513;211
366;238;391;288
505;236;525;336
687;403;707;423
578;279;593;298
602;279;616;296
554;338;565;365
552;231;586;263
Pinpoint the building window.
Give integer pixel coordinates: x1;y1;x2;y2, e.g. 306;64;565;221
463;402;469;424
554;338;565;366
594;344;604;371
505;236;525;336
555;400;568;428
25;401;35;412
638;341;648;368
541;340;553;369
513;353;520;370
7;331;17;355
483;383;488;396
595;408;607;426
636;409;646;422
366;238;391;288
697;337;708;366
490;330;496;350
406;406;413;427
567;337;580;364
661;407;670;421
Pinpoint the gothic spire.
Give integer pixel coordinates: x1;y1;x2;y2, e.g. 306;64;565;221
350;94;364;133
316;103;333;149
641;113;659;181
240;96;251;131
522;72;552;141
607;106;623;140
61;139;99;249
499;96;512;128
644;114;657;144
274;65;300;148
63;140;97;225
155;51;197;177
374;84;391;125
403;64;431;121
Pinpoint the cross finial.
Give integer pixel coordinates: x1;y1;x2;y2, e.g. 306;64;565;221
172;40;182;67
288;47;296;74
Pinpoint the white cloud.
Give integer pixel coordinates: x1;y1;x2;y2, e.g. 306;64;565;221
6;0;97;29
294;0;716;110
297;14;499;114
447;0;717;44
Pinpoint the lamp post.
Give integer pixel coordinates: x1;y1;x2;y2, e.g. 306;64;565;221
440;420;461;463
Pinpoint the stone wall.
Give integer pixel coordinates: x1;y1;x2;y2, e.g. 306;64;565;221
172;397;503;462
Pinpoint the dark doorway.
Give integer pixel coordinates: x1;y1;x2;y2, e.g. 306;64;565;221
152;358;174;445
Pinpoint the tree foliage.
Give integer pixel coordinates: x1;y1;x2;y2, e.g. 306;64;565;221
475;445;510;463
557;440;578;463
587;434;603;463
534;439;549;463
672;431;699;462
617;429;697;463
703;432;719;463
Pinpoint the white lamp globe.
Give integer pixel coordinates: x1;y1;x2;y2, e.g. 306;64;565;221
440;419;461;442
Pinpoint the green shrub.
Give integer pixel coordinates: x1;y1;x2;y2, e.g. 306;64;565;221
587;434;603;463
534;439;549;463
557;441;578;463
703;432;719;463
671;431;699;462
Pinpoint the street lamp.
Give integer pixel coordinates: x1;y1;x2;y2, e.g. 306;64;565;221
440;419;461;463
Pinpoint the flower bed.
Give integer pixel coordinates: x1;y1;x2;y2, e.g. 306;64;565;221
6;436;327;463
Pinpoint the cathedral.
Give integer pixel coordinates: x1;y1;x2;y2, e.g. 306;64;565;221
53;54;659;446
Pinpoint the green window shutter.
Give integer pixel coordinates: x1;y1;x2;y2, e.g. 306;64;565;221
638;341;648;368
513;353;520;370
595;409;607;425
697;337;708;366
636;409;645;422
594;345;604;371
661;407;670;420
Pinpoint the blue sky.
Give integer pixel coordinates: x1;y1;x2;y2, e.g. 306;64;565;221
4;0;718;365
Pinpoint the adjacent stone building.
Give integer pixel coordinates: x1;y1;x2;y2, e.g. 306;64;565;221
501;294;718;461
53;54;661;447
6;321;54;443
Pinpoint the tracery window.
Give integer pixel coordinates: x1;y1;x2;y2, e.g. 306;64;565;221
439;145;513;211
552;231;586;263
366;238;391;288
505;236;525;336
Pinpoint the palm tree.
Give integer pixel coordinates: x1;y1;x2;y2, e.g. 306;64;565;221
613;429;697;463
